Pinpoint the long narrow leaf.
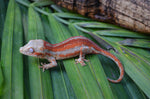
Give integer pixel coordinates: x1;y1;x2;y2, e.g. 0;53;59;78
32;0;54;7
123;75;147;99
94;30;148;38
21;6;30;99
0;0;15;98
0;63;3;95
11;4;23;99
77;22;120;29
55;13;90;20
124;47;150;59
119;39;150;48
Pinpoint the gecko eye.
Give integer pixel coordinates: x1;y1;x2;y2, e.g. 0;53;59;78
29;48;34;53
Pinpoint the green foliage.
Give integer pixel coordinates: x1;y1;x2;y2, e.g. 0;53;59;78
0;0;150;99
0;62;3;95
1;0;15;98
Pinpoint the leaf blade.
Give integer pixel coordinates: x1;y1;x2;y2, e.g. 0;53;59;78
11;3;24;99
0;0;15;98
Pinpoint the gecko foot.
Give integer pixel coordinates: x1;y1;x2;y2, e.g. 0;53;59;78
38;63;49;72
39;62;57;72
75;57;89;66
38;63;47;72
40;62;47;66
39;65;47;72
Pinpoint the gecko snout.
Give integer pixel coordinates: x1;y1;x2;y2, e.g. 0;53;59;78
19;47;23;53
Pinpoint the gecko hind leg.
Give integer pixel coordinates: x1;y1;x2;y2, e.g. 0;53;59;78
75;47;89;66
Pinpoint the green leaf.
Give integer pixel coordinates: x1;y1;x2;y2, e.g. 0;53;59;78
124;47;150;59
11;4;24;99
94;30;148;38
123;75;147;99
32;0;54;7
51;5;64;13
0;63;3;95
0;0;15;98
76;22;120;29
54;13;89;20
119;39;150;48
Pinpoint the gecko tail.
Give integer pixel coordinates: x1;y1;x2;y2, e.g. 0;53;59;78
96;48;124;83
107;74;124;83
106;53;124;83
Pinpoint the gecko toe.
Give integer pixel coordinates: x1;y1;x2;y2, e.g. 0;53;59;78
80;61;86;66
43;68;45;72
39;66;43;68
84;59;89;62
41;62;47;65
39;65;46;72
75;58;87;66
41;62;43;65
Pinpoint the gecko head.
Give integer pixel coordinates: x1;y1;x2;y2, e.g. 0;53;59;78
19;39;45;58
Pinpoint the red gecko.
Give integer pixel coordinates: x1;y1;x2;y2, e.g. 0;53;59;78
20;36;124;83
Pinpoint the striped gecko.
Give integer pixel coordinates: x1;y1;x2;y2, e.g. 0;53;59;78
20;36;124;83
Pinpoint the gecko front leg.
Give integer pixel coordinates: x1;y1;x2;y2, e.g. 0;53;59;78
39;57;57;72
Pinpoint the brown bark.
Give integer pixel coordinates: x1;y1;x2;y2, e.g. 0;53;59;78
52;0;150;34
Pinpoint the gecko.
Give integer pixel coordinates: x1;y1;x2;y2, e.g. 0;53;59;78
19;36;124;83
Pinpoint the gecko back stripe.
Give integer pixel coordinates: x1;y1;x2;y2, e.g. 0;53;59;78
44;36;101;52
